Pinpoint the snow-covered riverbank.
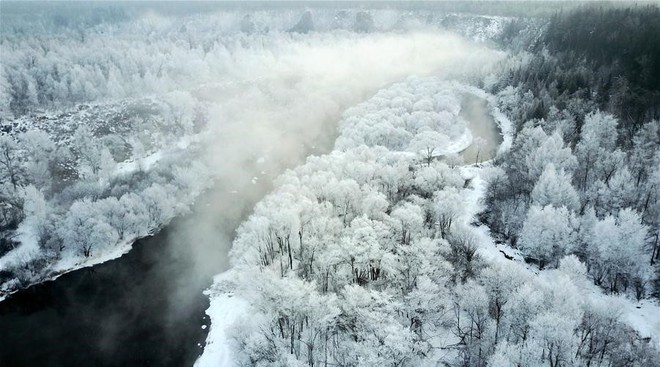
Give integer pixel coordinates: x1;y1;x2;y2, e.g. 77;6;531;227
0;130;211;302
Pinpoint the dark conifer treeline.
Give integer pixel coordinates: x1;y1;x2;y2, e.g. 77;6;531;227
545;6;660;130
497;5;660;140
484;5;660;298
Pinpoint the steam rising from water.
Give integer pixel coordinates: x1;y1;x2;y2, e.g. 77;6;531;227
164;28;504;322
0;5;509;362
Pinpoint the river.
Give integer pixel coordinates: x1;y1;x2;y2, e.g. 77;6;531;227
460;93;503;164
0;221;210;366
0;151;288;366
0;91;501;367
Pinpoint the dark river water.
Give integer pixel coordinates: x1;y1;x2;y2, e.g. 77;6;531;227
0;164;280;367
0;220;212;367
0;134;329;367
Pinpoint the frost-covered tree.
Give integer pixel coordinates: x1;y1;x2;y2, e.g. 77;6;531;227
502;125;549;190
59;199;119;257
454;280;493;367
519;205;577;269
0;135;24;191
530;163;580;212
446;226;483;283
629;120;660;187
588;167;637;216
390;202;423;246
19;130;55;190
433;187;464;238
525;131;577;182
21;185;53;248
587;209;648;295
575;111;622;191
414;160;464;198
408;130;449;166
480;263;531;344
117;192;150;239
72;125;103;178
141;184;177;231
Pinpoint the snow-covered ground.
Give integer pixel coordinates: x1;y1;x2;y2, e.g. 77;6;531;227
194;271;251;367
49;237;137;275
623;299;660;348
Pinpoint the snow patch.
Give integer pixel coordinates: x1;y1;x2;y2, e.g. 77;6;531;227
114;150;163;176
622;299;660;348
195;271;250;367
439;128;473;156
50;237;136;275
0;222;40;271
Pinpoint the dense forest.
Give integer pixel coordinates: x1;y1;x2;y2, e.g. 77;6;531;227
200;6;660;367
483;5;660;300
1;3;659;367
0;4;500;298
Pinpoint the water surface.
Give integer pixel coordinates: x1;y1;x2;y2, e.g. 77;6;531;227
460;93;502;164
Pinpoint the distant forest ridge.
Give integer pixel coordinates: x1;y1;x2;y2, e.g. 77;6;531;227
1;1;657;28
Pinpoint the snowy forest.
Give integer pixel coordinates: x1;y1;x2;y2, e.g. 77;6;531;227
1;2;659;367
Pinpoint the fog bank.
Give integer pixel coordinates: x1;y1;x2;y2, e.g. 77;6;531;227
168;28;504;321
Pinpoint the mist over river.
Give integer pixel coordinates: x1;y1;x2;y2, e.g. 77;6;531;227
0;89;501;366
0;3;507;365
2;3;659;367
